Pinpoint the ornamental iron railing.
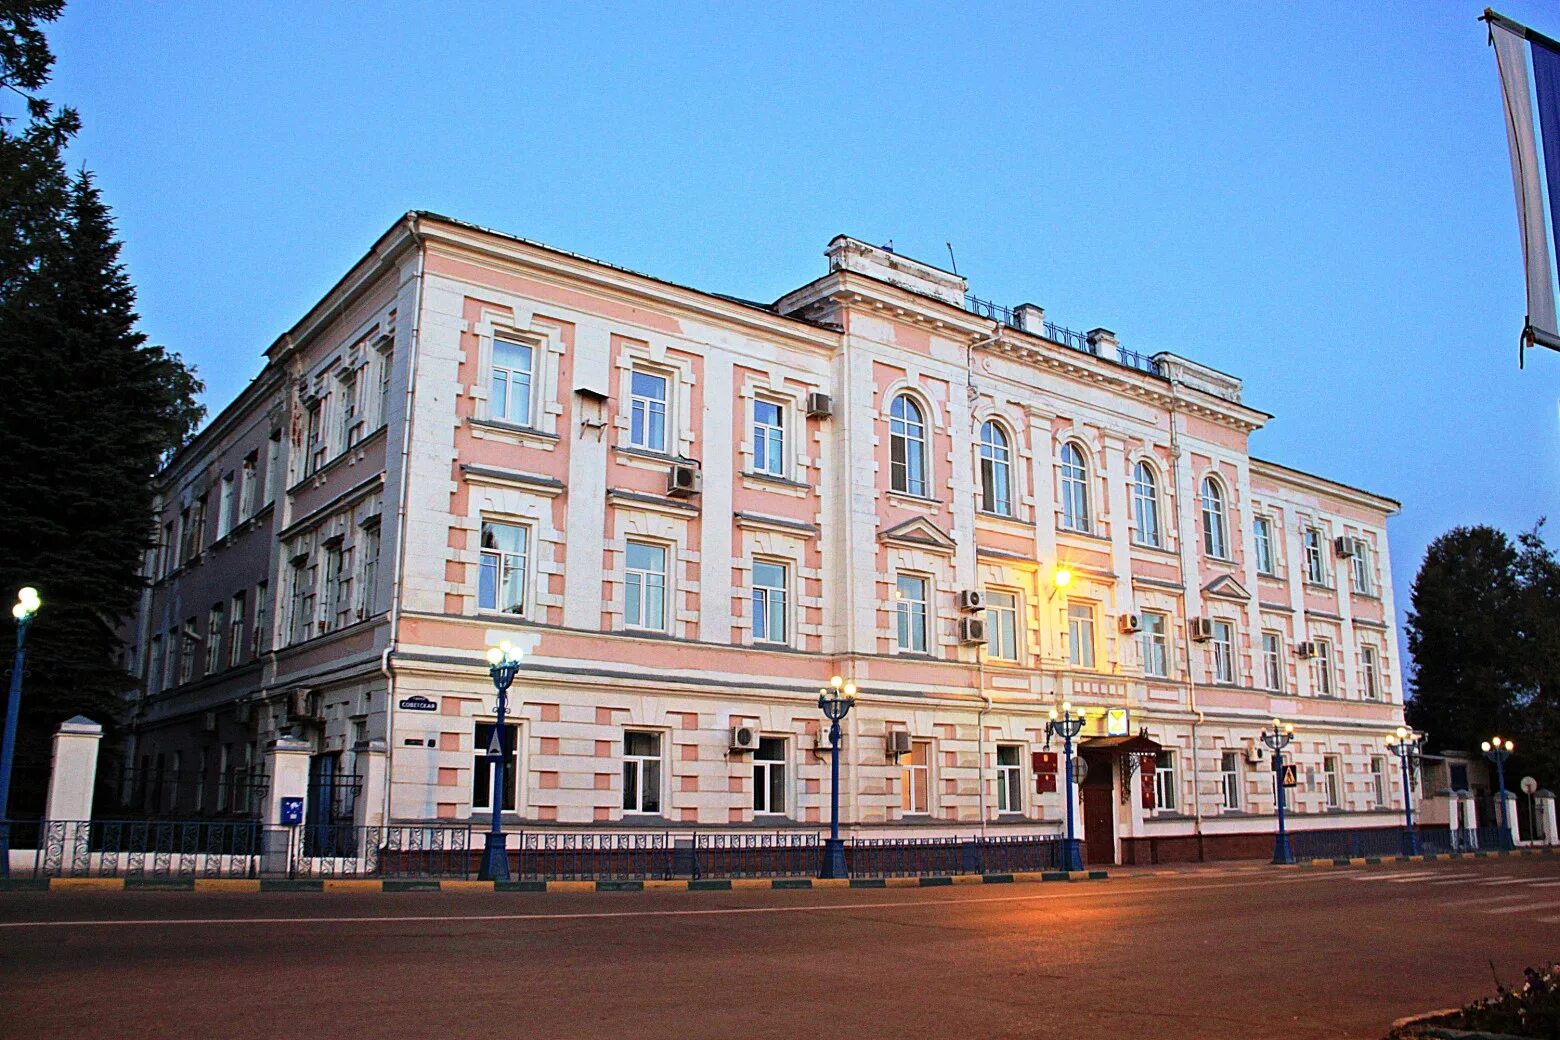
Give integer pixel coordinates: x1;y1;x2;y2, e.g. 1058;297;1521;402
846;834;1069;877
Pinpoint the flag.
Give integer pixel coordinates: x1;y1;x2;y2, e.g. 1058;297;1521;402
1487;9;1560;357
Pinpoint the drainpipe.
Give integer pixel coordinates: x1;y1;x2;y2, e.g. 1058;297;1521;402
965;320;1001;840
379;213;426;828
977;688;992;839
1167;375;1206;859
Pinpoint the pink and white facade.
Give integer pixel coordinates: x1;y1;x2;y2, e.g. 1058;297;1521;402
126;213;1408;864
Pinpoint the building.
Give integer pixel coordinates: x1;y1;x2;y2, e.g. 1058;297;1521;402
121;213;1409;865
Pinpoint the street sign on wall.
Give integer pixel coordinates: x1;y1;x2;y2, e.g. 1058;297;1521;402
1281;764;1299;789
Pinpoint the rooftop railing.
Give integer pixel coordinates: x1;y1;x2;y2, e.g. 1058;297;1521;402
964;292;1163;377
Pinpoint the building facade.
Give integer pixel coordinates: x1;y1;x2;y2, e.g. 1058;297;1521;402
122;213;1409;864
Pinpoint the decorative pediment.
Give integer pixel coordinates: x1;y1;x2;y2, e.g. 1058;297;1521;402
878;516;958;555
1201;574;1252;602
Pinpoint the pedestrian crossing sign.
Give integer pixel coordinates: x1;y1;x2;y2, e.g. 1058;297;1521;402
1281;764;1299;788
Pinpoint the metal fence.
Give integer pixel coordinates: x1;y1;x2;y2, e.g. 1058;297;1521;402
1420;826;1513;855
299;824;475;879
692;832;819;879
24;819;275;879
1289;827;1414;860
847;834;1069;877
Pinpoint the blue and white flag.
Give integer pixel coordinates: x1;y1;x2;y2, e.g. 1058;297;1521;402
1488;9;1560;355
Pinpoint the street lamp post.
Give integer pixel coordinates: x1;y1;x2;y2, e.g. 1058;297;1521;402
817;675;857;879
1261;718;1296;865
1046;701;1086;873
1385;726;1424;856
0;587;40;880
477;640;525;882
1482;736;1516;849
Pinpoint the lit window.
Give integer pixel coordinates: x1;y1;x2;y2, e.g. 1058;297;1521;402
628;369;669;452
1059;443;1090;532
751;560;788;644
979;421;1012;515
472;722;518;811
895;574;929;653
1220;751;1242;811
625;541;668;630
479;521;529;615
1131;461;1160;547
1200;477;1228;559
1067;603;1096;668
1304;527;1327;585
622;731;662;814
1154;751;1178;812
1253;517;1275;575
1141;612;1169;677
753;398;785;476
491;339;535;426
1262;631;1284;691
901;738;931;814
889;394;928;497
985;590;1019;661
996;744;1023;813
753;737;787;815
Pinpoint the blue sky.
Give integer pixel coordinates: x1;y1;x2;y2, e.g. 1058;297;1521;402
42;0;1560;631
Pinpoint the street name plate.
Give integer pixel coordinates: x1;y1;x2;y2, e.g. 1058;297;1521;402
399;695;438;712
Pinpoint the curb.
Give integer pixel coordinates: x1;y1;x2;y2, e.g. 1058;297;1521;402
1299;847;1555;869
0;869;1108;894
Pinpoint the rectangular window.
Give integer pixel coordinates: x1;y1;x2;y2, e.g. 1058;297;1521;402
628;369;669;452
624;541;668;630
323;542;344;632
751;560;788;644
491;338;535;426
1361;644;1380;701
265;432;281;504
1253;517;1276;575
376;344;393;428
1220;751;1242;811
240;453;258;519
1155;751;1178;812
1262;631;1284;692
289;557;315;645
471;722;519;812
339;366;364;449
359;524;380;618
478;521;530;615
752;398;785;476
162;627;178;690
1067;603;1096;668
205;604;224;674
217;473;236;538
1324;754;1342;809
996;744;1023;814
331;543;353;630
147;636;163;694
1312;639;1334;696
753;736;786;815
229;592;246;668
304;398;327;476
254;581;269;656
1351;544;1372;595
901;738;931;815
985;590;1019;662
895;574;929;653
622;730;662;814
183;497;206;563
1211;621;1234;683
178;618;198;684
1141;611;1169;678
1304;527;1327;585
1371;756;1387;807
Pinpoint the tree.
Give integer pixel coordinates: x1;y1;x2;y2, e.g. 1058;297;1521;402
0;2;203;812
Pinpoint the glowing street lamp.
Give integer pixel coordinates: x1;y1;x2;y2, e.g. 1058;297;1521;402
0;586;41;879
817;675;858;879
1482;736;1516;849
1385;726;1424;856
1261;719;1296;865
1045;701;1086;872
477;640;525;882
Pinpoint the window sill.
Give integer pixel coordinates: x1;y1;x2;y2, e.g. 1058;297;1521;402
741;470;812;491
885;489;942;507
469;417;560;442
615;444;678;463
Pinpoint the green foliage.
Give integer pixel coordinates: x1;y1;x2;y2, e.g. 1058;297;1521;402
1406;523;1560;788
0;2;204;805
1447;962;1560;1038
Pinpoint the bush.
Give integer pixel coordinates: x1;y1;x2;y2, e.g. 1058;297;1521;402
1446;962;1560;1038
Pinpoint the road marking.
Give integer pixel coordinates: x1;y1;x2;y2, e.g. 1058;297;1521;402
1483;901;1560;915
1387;873;1481;883
1525;881;1560;888
1440;893;1538;908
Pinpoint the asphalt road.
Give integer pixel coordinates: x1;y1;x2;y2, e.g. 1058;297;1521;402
1;857;1556;1040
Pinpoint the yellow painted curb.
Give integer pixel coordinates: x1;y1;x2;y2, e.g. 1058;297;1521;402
728;878;771;890
1309;859;1330;867
1347;858;1367;866
51;878;125;891
322;880;381;892
883;877;920;888
439;880;495;892
642;880;688;890
950;873;984;885
1013;872;1047;883
812;878;850;889
193;879;261;893
545;881;594;893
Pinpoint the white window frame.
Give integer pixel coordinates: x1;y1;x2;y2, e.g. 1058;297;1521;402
752;396;786;477
1201;476;1229;559
375;341;394;429
239;453;258;520
753;736;787;816
490;337;536;427
1361;643;1381;701
1141;611;1169;677
627;367;670;453
338;364;364;450
984;588;1019;662
1220;751;1242;811
478;520;531;617
895;573;930;654
889;393;929;497
622;730;664;815
358;523;381;619
1304;527;1328;585
254;580;269;656
996;744;1023;814
1059;442;1090;533
1211;620;1235;683
178;618;197;684
1131;461;1161;547
1312;638;1335;696
624;540;670;632
1261;630;1284;692
1351;543;1373;595
1253;516;1276;575
304;396;329;477
978;420;1013;516
1324;754;1343;809
1067;601;1096;669
228;592;245;668
204;604;223;675
751;558;789;645
901;738;932;815
289;557;315;645
1371;755;1387;807
217;472;235;539
1154;751;1178;813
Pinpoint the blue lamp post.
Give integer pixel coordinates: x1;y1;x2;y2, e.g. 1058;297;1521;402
0;586;40;880
817;675;857;879
477;640;525;882
1261;718;1296;865
1385;726;1423;856
1482;735;1516;850
1046;701;1086;873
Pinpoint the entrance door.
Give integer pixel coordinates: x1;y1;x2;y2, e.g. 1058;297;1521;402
1080;753;1116;866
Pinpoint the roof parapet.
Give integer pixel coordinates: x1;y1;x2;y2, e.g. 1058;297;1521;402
824;236;967;306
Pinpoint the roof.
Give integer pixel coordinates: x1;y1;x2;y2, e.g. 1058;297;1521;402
1250;456;1401;513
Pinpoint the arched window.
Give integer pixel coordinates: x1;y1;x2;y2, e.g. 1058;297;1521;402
1201;476;1228;558
1131;461;1160;547
1059;442;1090;532
978;421;1012;515
889;394;928;496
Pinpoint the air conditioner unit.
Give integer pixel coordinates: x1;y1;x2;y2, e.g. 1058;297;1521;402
1333;536;1356;558
958;617;987;644
1245;743;1264;765
814;728;842;753
667;462;702;498
1118;613;1142;634
805;392;833;419
729;725;761;753
1296;641;1321;659
956;589;985;612
885;730;913;758
202;711;217;733
1189;618;1214;642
